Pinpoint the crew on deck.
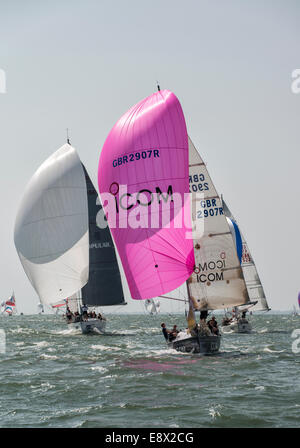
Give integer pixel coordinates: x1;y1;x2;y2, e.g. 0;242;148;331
239;310;249;323
197;311;212;336
207;316;219;335
161;323;179;342
66;307;73;322
80;304;88;320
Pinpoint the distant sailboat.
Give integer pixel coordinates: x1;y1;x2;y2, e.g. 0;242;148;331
14;142;126;334
220;197;270;333
37;301;44;314
145;299;160;315
1;292;17;316
292;294;300;316
223;197;270;312
98;88;251;353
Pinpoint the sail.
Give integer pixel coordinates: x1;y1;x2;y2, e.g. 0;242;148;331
145;298;160;314
81;165;125;306
298;292;300;309
98;89;195;300
187;138;250;310
14;144;89;306
2;293;17;315
37;302;44;314
4;293;17;315
222;198;270;312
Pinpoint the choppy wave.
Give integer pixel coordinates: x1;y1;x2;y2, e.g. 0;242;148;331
0;313;299;428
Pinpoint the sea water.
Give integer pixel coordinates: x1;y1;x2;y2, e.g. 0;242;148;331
0;313;299;428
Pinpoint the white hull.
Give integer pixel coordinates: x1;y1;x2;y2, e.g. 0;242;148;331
68;318;106;334
222;318;252;334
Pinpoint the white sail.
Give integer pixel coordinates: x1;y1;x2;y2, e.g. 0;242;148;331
222;198;270;312
144;298;160;315
14;144;89;306
187;137;250;310
37;302;44;314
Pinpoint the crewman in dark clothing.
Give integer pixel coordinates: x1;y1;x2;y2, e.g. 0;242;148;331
161;323;170;341
207;316;219;335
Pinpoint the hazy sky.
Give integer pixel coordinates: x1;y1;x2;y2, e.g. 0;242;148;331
0;0;299;313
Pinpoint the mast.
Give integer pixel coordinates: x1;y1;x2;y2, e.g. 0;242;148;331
185;279;197;333
66;128;71;145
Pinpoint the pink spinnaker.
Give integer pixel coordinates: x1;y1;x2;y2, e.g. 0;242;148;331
98;90;194;299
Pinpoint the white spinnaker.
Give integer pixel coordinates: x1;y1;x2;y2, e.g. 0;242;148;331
187;138;250;310
14;144;89;306
222;198;269;312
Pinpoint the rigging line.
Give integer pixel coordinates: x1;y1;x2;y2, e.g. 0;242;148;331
208;231;231;237
189;162;205;167
159;295;186;302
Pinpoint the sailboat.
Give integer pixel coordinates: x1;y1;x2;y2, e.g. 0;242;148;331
292;294;300;316
221;197;270;332
144;299;160;315
37;301;44;314
14;142;126;334
1;293;17;316
98;88;251;353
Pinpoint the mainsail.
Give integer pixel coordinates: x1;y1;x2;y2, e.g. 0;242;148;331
98;89;195;300
187;138;250;311
14;143;90;306
222;198;270;312
81;165;125;306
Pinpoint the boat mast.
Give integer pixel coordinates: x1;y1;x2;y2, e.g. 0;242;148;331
66;128;71;145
